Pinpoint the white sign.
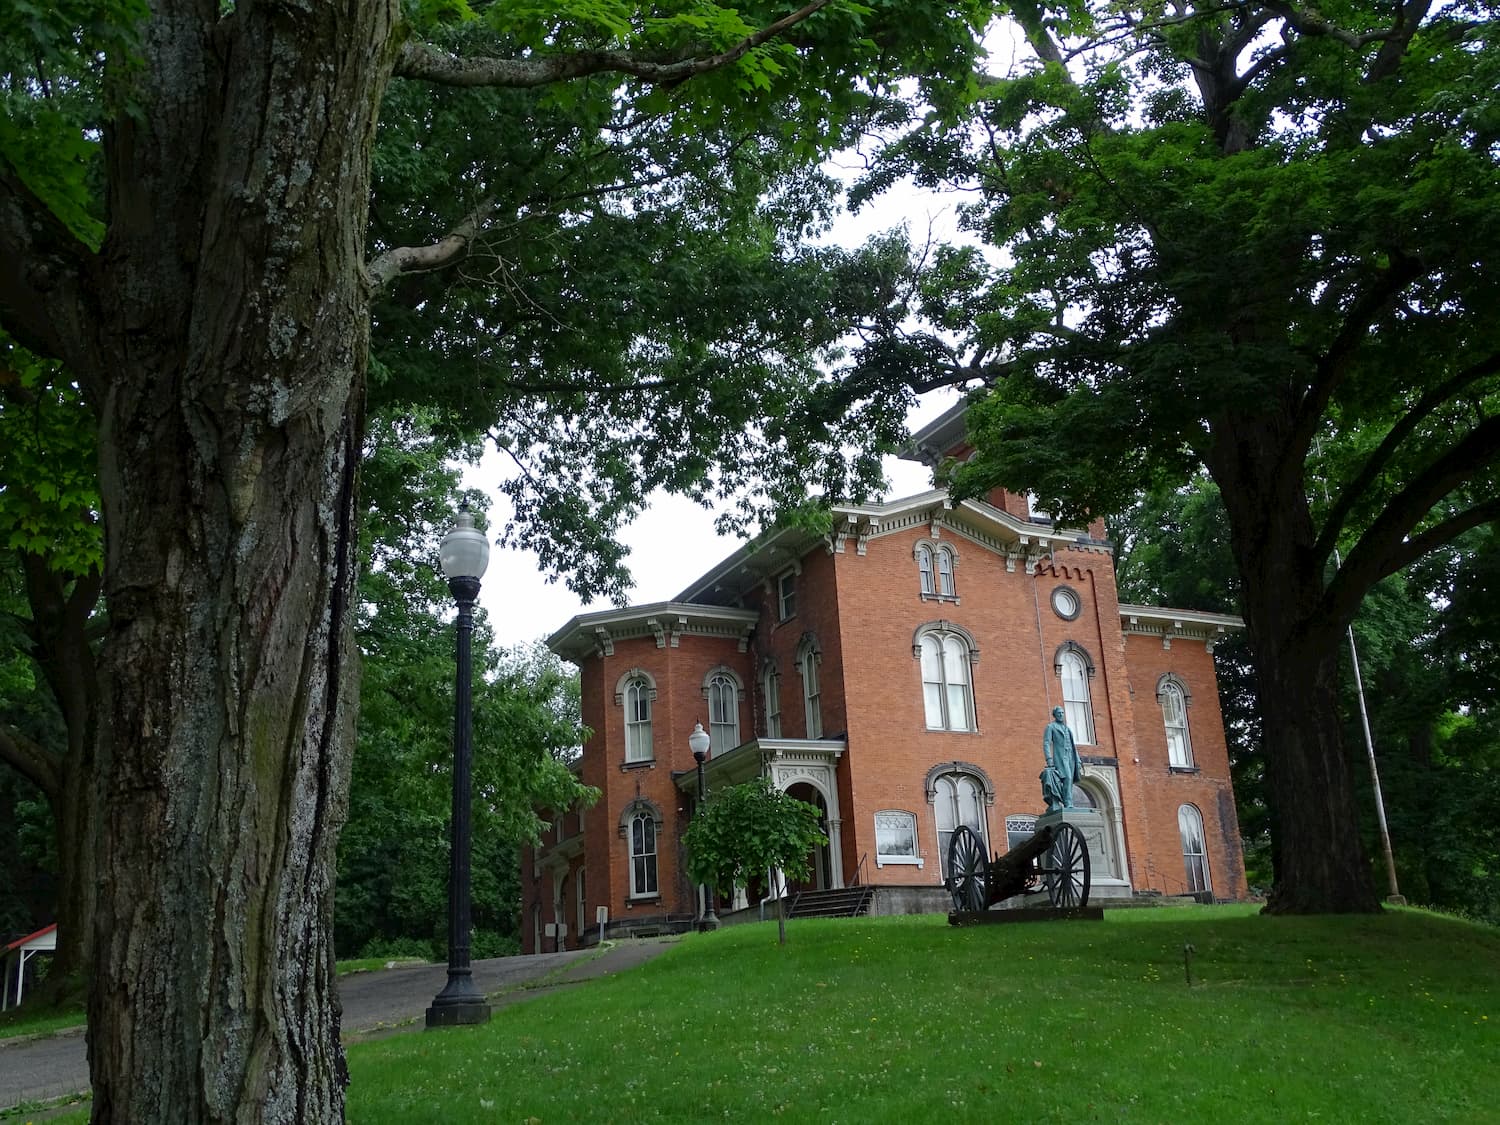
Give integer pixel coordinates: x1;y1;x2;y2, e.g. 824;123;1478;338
544;922;556;937
596;906;609;924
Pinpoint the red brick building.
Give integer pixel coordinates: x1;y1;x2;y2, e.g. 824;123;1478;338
521;406;1246;951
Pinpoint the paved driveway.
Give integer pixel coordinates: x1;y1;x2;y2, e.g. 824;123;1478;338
0;940;677;1111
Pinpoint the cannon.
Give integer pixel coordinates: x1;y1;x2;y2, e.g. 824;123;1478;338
945;821;1090;913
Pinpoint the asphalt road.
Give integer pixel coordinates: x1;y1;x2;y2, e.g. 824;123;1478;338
0;939;677;1112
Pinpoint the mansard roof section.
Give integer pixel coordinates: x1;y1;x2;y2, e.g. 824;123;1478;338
672;521;832;608
852;491;1108;559
899;399;973;468
547;601;760;664
1118;603;1245;651
675;489;1110;606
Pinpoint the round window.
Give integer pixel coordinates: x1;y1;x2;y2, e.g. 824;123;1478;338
1051;586;1081;620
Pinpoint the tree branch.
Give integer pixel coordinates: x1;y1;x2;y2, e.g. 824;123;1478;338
1325;415;1500;621
1367;0;1432;83
368;198;499;291
1327;495;1500;626
1011;0;1070;70
0;721;62;800
20;552;100;765
1285;251;1423;485
1314;350;1500;561
395;0;832;88
0;162;102;382
1265;1;1396;48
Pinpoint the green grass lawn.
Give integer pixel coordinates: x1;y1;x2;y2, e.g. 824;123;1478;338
0;999;85;1043
345;906;1500;1124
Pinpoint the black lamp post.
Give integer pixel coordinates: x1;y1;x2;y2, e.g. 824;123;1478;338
426;506;492;1028
688;722;719;931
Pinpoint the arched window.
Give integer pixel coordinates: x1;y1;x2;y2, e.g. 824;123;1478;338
916;544;935;595
933;772;988;878
763;662;782;738
703;667;742;753
1159;676;1194;768
1056;644;1095;744
576;868;587;938
914;541;958;599
936;546;956;597
615;669;658;763
629;811;658;897
1179;804;1211;895
624;677;653;762
798;635;822;739
915;623;978;732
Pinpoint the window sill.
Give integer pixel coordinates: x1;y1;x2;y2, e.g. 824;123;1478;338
626;894;661;906
876;856;924;869
924;726;980;735
620;759;656;772
1168;765;1200;775
920;592;961;605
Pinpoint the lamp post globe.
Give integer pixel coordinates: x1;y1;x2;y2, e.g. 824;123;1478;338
689;723;719;931
426;505;492;1028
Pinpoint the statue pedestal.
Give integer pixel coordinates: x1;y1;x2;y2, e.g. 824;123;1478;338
1034;808;1128;902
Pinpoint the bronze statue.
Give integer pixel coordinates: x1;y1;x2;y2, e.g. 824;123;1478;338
1040;706;1082;813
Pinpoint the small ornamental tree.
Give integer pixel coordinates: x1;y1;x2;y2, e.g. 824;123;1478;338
683;776;827;945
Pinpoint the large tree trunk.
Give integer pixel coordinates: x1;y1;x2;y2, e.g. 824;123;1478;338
1208;417;1381;914
85;6;399;1121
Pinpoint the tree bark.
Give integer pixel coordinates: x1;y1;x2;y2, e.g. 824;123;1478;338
83;6;399;1121
1207;416;1382;914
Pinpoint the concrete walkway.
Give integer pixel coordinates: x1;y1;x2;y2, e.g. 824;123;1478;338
0;939;678;1112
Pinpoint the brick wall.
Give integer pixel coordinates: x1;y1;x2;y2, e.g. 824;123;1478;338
1122;633;1246;899
522;514;1248;952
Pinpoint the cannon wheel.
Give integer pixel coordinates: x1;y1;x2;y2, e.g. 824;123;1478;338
947;825;989;912
1043;822;1091;908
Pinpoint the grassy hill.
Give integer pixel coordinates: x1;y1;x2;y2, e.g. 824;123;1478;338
345;905;1499;1123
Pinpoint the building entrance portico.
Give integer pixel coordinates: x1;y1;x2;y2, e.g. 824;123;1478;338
785;782;831;890
759;740;845;890
682;737;847;891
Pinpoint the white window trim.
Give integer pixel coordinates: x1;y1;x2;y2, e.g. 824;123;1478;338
702;665;744;754
874;810;924;869
615;668;658;764
913;539;960;603
777;570;797;621
1158;674;1195;769
763;663;782;738
1055;643;1096;745
798;635;822;739
620;801;663;899
913;621;980;732
628;811;659;899
931;771;990;879
1178;803;1212;895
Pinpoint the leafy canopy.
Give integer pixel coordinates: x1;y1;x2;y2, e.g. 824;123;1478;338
683;775;827;894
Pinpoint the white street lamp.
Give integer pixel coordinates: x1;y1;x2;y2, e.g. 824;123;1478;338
689;722;719;931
